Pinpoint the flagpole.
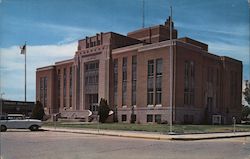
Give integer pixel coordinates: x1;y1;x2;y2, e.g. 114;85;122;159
25;41;27;102
169;6;173;134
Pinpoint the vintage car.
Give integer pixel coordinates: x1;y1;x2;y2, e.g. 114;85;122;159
0;114;42;132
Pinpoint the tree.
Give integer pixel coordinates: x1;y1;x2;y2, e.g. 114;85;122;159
32;101;45;120
242;105;250;120
242;80;250;120
98;98;110;123
243;80;250;105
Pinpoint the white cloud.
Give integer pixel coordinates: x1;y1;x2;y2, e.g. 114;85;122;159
207;41;249;64
35;23;98;44
0;42;77;101
3;16;99;45
176;21;248;37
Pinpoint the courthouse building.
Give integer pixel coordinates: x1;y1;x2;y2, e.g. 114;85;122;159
36;17;242;124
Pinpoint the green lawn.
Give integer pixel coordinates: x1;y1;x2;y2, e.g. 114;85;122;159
43;122;250;134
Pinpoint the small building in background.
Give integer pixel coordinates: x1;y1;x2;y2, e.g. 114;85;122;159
1;100;35;117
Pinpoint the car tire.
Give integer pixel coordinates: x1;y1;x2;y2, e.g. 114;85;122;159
29;125;39;131
1;125;7;132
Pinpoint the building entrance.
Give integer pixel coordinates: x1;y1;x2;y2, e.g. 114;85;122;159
88;94;98;112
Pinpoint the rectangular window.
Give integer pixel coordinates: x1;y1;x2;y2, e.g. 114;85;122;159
156;59;163;76
184;61;195;105
57;69;61;108
148;60;154;77
132;81;136;105
122;57;127;81
69;67;73;107
40;77;44;106
63;68;67;107
147;60;154;105
155;114;161;124
155;91;162;105
211;68;214;83
132;55;137;106
122;57;127;106
147;92;154;105
44;77;48;107
85;61;99;94
122;82;127;106
113;59;118;106
122;115;127;122
155;59;162;104
230;71;237;107
216;68;219;86
147;114;153;122
40;77;48;107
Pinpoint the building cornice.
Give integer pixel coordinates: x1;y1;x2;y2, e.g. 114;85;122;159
36;65;55;72
112;43;143;54
55;59;74;65
138;40;174;52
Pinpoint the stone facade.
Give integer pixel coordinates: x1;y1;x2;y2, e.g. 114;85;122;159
36;17;242;124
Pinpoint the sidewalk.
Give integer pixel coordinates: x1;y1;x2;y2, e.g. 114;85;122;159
42;126;250;141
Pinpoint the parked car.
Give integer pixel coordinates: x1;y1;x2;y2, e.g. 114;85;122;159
0;114;43;132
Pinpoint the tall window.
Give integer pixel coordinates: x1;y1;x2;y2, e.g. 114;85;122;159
122;57;127;106
132;56;137;106
230;71;237;107
69;66;73;108
44;77;48;107
40;77;47;107
207;67;214;83
63;68;67;107
147;60;154;105
113;59;118;106
40;77;44;106
57;69;61;108
155;59;162;104
184;61;195;105
85;61;99;94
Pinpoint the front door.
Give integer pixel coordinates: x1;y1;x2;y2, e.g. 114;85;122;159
89;94;98;113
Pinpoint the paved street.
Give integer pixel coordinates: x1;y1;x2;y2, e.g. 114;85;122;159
1;130;250;159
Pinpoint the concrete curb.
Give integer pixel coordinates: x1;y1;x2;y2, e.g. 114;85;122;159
43;128;171;140
42;127;250;141
171;134;250;141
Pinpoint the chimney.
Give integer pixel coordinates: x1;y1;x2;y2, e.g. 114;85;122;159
165;16;174;29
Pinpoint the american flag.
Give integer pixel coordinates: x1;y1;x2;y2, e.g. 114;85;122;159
20;44;26;54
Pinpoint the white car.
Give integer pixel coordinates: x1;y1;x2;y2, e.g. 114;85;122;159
0;114;43;132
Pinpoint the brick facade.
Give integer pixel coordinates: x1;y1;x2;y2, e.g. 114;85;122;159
36;17;242;124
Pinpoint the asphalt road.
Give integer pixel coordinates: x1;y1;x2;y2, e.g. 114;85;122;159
1;130;250;159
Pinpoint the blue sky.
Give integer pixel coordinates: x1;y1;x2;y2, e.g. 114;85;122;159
0;0;249;101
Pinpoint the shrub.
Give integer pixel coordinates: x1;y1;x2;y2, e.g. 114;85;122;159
98;98;110;123
31;101;45;120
